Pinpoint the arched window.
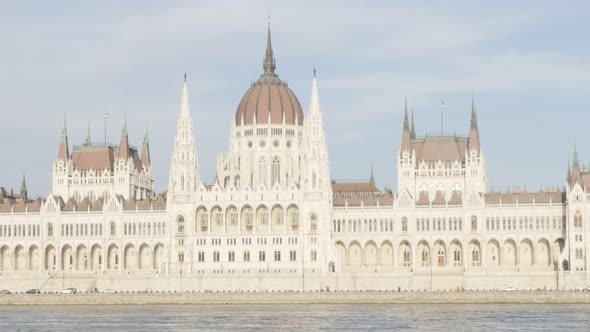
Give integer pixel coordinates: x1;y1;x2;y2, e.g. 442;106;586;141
110;222;116;236
259;157;267;186
421;250;429;265
471;215;477;231
401;217;408;232
471;248;480;266
177;215;185;234
403;250;411;267
310;213;318;231
47;223;53;237
271;156;280;185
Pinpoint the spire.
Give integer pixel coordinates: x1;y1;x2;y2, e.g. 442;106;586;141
370;164;375;185
403;98;409;130
181;75;190;117
263;23;276;75
571;145;584;187
118;114;129;160
401;98;412;154
567;160;572;182
169;74;200;194
141;122;151;168
121;113;128;138
410;107;416;139
20;173;28;200
468;95;481;152
84;122;91;145
470;93;478;128
310;67;320;115
58;114;69;161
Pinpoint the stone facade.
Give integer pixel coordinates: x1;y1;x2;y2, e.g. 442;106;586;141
0;28;586;292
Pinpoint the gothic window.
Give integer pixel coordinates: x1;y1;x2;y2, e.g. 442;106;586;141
177;215;185;234
259;157;267;186
453;250;461;266
180;174;185;191
47;223;53;237
312;171;317;188
471;249;480;266
271;156;280;185
403;250;411;267
402;217;408;232
310;213;317;231
471;215;477;231
421;250;429;266
110;222;115;236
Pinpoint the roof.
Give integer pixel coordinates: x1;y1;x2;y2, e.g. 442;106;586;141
70;144;143;172
332;180;392;207
412;136;468;165
332;182;379;194
484;191;564;204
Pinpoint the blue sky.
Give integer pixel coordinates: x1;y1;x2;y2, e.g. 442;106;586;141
1;1;589;197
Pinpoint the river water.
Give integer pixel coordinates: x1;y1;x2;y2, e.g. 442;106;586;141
0;303;589;331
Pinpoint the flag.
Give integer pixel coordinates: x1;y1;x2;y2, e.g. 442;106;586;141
440;100;445;108
104;112;111;119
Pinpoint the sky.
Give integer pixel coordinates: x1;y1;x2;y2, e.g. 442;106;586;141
1;0;589;197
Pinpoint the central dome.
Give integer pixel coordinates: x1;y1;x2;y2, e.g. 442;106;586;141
235;28;304;127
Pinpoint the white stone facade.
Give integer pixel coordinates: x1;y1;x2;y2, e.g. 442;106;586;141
0;29;587;292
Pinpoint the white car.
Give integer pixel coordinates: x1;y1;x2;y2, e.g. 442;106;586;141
61;288;76;294
103;289;116;293
503;287;517;292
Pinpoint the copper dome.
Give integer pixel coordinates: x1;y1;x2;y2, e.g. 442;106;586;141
235;27;304;127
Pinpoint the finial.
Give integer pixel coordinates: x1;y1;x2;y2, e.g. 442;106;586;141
370;164;375;185
313;66;316;78
267;9;270;29
144;121;149;142
573;143;579;167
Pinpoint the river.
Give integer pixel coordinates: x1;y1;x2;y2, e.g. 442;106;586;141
0;303;588;331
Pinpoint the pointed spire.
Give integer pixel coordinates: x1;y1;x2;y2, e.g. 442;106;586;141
121;113;128;138
403;98;409;130
401;98;412;154
567;160;572;182
118;114;129;160
468;95;481;152
180;74;190;117
310;67;321;115
410;107;416;139
141;121;151;168
570;145;584;187
370;164;375;185
84;122;91;145
263;23;276;75
470;93;478;128
58;114;69;161
20;173;27;200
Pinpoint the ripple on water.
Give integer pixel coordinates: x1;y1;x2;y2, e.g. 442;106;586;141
0;303;590;331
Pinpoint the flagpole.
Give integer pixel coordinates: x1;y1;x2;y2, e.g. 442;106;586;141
440;100;444;135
